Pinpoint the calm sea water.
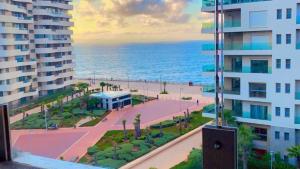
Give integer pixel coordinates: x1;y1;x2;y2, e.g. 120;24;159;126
74;41;213;85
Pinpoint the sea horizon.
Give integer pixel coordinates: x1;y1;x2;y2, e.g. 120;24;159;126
74;40;213;85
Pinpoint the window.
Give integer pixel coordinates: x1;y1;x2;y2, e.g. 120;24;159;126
250;105;268;120
251;60;268;73
275;131;280;139
285;83;290;93
275;107;280;116
249;83;266;98
276;34;282;44
286;8;292;19
0;91;3;97
285;108;290;117
286;34;291;44
276;59;281;69
249;11;267;27
277;9;282;19
284;132;289;141
286;59;291;69
276;83;281;93
254;127;267;141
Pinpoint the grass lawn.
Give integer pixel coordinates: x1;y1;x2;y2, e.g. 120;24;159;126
79;110;211;169
10;97;108;129
80;111;109;127
132;95;156;106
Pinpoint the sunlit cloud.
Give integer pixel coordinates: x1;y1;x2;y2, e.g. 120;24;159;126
71;0;209;44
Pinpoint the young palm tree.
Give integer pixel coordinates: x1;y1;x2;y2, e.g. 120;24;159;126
57;95;64;113
133;114;141;139
99;82;106;92
113;85;118;91
106;83;110;91
238;125;256;169
287;145;300;168
122;119;127;141
163;81;167;93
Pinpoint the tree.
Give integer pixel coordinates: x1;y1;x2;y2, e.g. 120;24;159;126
133;114;141;139
159;122;163;137
112;141;118;160
288;145;300;168
238;125;256;169
100;82;106;92
122;119;127;141
106;83;110;91
113;85;118;91
224;110;237;126
57;95;64;113
76;82;89;95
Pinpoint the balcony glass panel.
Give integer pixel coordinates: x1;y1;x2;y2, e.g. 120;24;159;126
295;116;300;124
202;0;271;7
203;42;272;51
250;105;270;120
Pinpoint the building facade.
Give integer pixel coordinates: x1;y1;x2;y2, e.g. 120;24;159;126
201;0;300;164
0;0;74;108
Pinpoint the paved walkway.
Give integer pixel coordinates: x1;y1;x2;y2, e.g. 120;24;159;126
121;124;209;169
11;99;208;161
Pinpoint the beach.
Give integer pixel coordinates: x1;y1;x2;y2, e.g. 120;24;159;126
77;78;213;104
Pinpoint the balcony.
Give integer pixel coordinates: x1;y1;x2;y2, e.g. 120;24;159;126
202;0;270;7
202;64;215;72
249;83;266;98
202;42;272;51
295;92;300;100
203;85;215;93
224;20;241;28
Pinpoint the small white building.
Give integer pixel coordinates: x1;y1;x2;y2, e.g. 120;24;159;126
90;91;132;110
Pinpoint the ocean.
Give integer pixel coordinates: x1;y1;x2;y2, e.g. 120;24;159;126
74;41;213;85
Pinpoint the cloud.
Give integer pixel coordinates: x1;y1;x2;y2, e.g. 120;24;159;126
90;0;193;25
71;0;208;43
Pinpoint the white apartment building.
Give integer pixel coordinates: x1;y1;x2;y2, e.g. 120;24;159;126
201;0;300;164
0;0;74;108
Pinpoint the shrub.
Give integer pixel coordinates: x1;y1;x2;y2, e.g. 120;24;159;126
172;148;203;169
150;120;176;129
96;158;127;169
87;146;99;155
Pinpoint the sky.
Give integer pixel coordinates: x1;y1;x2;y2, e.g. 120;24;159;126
71;0;212;44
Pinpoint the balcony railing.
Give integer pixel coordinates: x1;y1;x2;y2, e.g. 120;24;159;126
203;104;215;114
224;20;241;28
202;65;271;74
202;85;215;93
249;90;266;98
295;116;300;124
295;92;300;100
202;42;272;51
297;16;300;24
202;64;215;72
296;42;300;49
241;111;271;121
202;0;270;7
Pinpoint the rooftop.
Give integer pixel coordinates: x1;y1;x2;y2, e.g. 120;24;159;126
90;91;131;99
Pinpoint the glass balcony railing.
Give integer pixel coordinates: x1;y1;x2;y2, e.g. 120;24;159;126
241;111;271;121
202;85;215;93
202;42;272;51
295;92;300;100
297;16;300;24
203;104;215;114
295;116;300;124
224;20;241;28
202;65;271;74
202;0;271;7
296;42;300;49
202;64;215;72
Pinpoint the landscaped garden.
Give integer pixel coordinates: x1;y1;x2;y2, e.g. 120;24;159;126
11;93;108;130
79;110;211;169
131;95;156;106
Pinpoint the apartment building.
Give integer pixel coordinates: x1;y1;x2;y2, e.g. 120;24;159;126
0;0;74;108
201;0;300;164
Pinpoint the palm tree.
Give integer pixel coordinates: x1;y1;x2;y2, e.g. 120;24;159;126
238;125;256;169
288;145;300;168
113;85;118;91
57;95;64;113
163;81;167;93
76;82;89;95
112;141;118;160
99;82;106;92
106;83;110;91
133;114;141;139
122;119;127;141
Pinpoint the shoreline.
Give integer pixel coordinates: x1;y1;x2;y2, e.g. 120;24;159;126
76;77;203;86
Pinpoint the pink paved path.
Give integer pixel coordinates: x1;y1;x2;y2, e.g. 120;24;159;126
11;99;209;161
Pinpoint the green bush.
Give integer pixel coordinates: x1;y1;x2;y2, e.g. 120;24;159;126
248;153;296;169
172;148;203;169
96;158;127;169
87;146;99;155
150;120;176;129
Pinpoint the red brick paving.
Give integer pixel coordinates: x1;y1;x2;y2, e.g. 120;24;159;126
11;99;209;161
